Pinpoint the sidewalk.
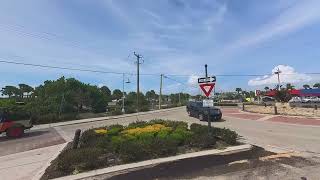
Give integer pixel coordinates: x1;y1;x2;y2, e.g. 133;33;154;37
0;143;66;180
33;106;184;130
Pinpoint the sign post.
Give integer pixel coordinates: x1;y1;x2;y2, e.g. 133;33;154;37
255;90;261;104
198;64;216;135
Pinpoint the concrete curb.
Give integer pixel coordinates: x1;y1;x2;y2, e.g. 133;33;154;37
53;144;252;180
33;142;69;180
33;107;184;130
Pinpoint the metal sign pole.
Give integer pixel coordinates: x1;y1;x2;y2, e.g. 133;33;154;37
205;64;212;134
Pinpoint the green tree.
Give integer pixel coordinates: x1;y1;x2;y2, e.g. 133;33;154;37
18;84;34;98
1;86;20;98
313;83;320;89
275;89;292;102
235;88;242;94
303;84;311;89
112;89;123;100
100;86;112;102
145;90;157;101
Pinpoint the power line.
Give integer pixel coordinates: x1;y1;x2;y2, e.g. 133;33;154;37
0;59;125;75
163;75;198;89
0;24;114;59
1;58;320;78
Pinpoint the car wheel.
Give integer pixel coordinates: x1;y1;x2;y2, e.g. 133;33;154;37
199;114;204;121
6;126;24;138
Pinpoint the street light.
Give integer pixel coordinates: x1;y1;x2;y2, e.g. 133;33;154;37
122;73;130;114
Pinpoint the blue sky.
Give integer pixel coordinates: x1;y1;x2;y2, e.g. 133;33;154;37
1;0;320;94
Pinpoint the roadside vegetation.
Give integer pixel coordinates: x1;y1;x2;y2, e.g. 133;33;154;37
41;120;238;179
0;77;191;124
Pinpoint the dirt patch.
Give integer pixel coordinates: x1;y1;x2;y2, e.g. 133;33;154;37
245;103;320;117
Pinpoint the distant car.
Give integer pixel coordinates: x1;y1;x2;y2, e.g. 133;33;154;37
186;101;222;121
261;96;275;106
289;97;302;103
301;97;319;103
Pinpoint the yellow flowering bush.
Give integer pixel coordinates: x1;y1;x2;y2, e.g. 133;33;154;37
94;129;108;134
122;124;171;136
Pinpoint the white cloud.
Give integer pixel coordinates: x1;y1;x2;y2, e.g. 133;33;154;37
248;65;312;86
188;75;199;86
226;0;320;52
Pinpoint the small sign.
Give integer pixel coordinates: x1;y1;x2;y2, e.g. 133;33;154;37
199;83;215;97
198;76;216;84
255;90;261;96
203;99;214;107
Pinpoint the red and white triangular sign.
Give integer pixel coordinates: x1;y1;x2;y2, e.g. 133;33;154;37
199;83;215;97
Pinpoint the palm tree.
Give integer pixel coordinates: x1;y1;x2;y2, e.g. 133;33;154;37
303;84;311;89
235;88;242;94
286;83;295;90
313;83;320;89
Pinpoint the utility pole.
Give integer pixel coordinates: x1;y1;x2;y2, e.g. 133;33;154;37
275;68;281;90
159;74;163;109
134;52;143;113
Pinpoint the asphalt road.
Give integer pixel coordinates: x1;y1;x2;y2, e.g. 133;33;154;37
2;107;320;179
56;107;320;156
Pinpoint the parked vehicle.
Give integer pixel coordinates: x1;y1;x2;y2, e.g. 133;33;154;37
289;96;302;103
301;97;320;103
0;108;32;138
186;101;222;121
261;96;275;106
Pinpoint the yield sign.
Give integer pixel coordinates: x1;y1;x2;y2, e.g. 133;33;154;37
199;83;215;97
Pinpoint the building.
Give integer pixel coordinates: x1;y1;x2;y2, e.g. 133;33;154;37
266;89;320;97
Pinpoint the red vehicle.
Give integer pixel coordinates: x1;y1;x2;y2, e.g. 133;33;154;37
0;108;33;138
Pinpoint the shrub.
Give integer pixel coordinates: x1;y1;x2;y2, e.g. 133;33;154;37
94;129;108;134
123;124;171;136
57;148;105;173
216;128;238;145
170;128;193;145
127;121;150;129
189;133;216;149
189;123;216;148
107;124;124;136
118;139;149;163
149;136;179;157
79;129;105;148
150;119;188;130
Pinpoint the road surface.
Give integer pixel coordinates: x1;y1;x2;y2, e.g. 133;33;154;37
1;107;320;180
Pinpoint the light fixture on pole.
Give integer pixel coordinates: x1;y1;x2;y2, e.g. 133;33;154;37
122;73;131;114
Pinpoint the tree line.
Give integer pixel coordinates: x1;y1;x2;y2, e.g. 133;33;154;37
0;77;191;124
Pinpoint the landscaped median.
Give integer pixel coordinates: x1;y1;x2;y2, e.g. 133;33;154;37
41;120;241;180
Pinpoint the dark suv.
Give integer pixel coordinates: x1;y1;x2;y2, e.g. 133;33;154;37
186;101;222;121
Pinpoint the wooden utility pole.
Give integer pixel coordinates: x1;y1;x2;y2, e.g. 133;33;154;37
134;52;142;113
274;68;281;90
159;74;163;109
